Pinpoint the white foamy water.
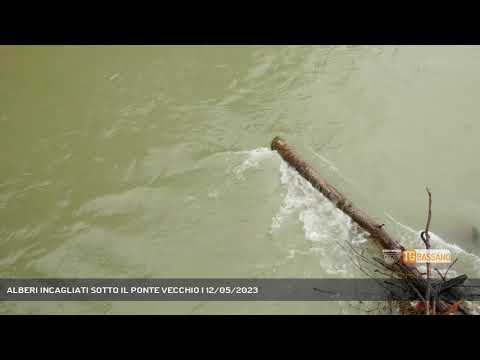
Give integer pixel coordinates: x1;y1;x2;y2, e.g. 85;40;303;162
226;147;370;277
231;147;274;180
270;159;371;277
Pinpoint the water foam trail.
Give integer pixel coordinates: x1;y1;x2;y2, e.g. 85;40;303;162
270;160;369;276
227;148;364;256
230;147;273;179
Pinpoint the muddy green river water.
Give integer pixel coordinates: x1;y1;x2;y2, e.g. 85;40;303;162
1;45;480;314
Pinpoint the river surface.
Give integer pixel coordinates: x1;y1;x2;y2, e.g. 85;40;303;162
1;45;480;314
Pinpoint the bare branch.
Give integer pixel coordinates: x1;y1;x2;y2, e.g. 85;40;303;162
444;258;459;280
424;187;433;315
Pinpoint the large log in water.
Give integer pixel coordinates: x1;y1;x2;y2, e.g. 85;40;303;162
271;137;400;251
270;136;468;315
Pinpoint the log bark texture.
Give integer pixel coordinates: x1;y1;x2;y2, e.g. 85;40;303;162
270;136;468;315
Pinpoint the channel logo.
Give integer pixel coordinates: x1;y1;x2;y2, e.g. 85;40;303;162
382;249;402;265
383;249;451;265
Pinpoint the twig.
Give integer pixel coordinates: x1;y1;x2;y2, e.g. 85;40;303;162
434;268;446;281
423;187;433;315
424;188;432;243
444;258;458;280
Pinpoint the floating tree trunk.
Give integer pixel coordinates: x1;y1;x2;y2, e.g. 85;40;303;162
270;136;469;315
